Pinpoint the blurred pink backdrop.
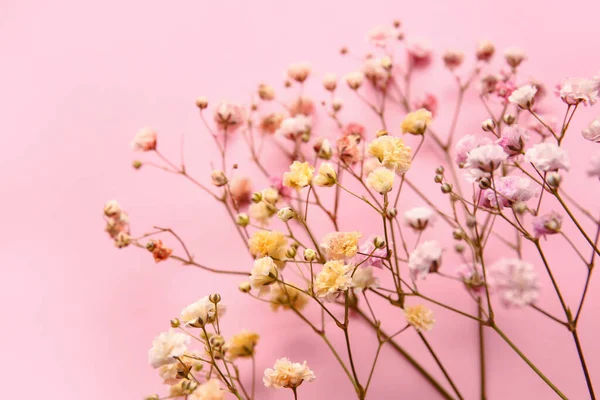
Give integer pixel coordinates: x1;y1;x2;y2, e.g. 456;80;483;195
2;0;600;399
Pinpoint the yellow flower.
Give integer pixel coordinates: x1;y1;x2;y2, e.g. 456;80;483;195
249;256;279;292
401;108;432;135
320;231;362;260
312;162;337;187
283;161;315;191
248;230;288;267
367;167;395;194
225;330;260;359
404;304;436;332
269;282;309;311
249;201;276;226
367;135;411;174
313;260;354;299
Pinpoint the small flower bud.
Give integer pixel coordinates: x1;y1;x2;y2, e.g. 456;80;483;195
340;47;348;55
332;98;343;112
304;248;317;262
170;318;181;328
322;73;337;91
455;243;465;253
476;40;495;62
132;160;143;169
209;293;221;304
481;119;495;132
145;240;156;251
278;207;295;222
373;236;386;249
386;208;398;219
452;229;465;240
376;129;388;138
393;20;401;28
239;281;252;293
466;215;477;228
443;49;464;70
284;80;292;88
285;247;297;259
258;83;276;101
503;114;515;125
434;174;443;183
301;132;311;142
211;170;228;187
251;192;262;203
479;177;491;189
441;183;453;193
513;201;527;214
435;166;444;174
195;96;208;109
236;213;249;227
103;200;121;217
381;56;393;70
547;172;561;188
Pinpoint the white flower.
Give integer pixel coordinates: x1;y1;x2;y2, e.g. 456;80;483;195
263;358;316;389
249;256;279;293
558;77;600;105
408;240;443;280
277;207;295;222
465;144;507;173
490;258;540;307
345;71;365;90
508;85;537;109
287;62;312;83
148;330;190;368
582;117;600;142
312;162;337;187
455;135;492;165
275;115;312;139
180;296;225;327
485;175;538;208
504;47;526;68
403;206;436;230
352;265;379;291
524;142;570;172
367;167;395;194
588;153;600;179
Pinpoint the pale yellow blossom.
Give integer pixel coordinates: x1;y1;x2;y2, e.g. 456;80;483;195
249;256;279;292
248;230;288;267
283;161;315;191
401;108;432;135
312;162;337;187
367;167;395;194
320;231;362;260
269;283;309;311
313;260;354;299
404;304;436;332
225;330;260;359
367;135;411;173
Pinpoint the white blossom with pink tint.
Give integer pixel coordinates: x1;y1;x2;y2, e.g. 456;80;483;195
275;115;312;140
406;38;432;67
588;153;600;179
504;47;526;68
557;76;600;105
287;62;312;83
408;240;443;280
442;49;464;70
524;142;570;172
508;85;537;109
457;263;485;294
214;101;245;131
352;265;380;291
465;144;508;173
485;175;538;208
490;258;540;307
131;127;157;151
454;135;492;165
496;125;529;157
363;57;390;88
342;122;365;138
404;206;436;230
289;96;315;116
532;211;562;238
582;117;600;142
367;25;399;46
345;71;365;90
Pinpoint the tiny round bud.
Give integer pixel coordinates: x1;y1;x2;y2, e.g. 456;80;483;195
103;200;121;217
503;114;515;125
452;229;465;240
236;213;249;227
466;215;477;228
195;96;208;109
393;20;401;28
233;163;239;169
478;177;491;189
396;31;405;40
251;192;262;203
481;119;496;132
434;174;443;183
211;170;228;187
304;248;317;262
441;183;453;194
381;56;393;70
332;98;343;112
512;201;527;214
278;207;296;222
476;40;495;62
258;83;276;101
284;80;292;88
209;293;221;304
285;247;297;259
435;166;445;175
547;172;561;188
322;73;337;91
132;160;143;169
251;103;258;111
239;281;251;293
340;47;348;55
376;129;388;138
454;243;466;253
301;132;311;143
386;208;398;219
373;236;386;249
170;318;181;328
145;240;156;251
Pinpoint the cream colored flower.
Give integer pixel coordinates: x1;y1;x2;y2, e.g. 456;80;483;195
313;260;354;299
352;265;379;292
180;296;226;327
189;379;225;400
261;187;280;204
248;230;288;267
159;351;203;384
312;162;337;187
367;167;395;194
401;108;432;135
263;358;316;389
249;201;276;226
225;330;260;359
320;231;362;260
249;256;279;292
269;283;309;311
148;330;190;368
404;304;435;332
367;135;411;173
283;161;315;191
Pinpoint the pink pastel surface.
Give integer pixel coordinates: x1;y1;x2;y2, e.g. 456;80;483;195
2;0;600;398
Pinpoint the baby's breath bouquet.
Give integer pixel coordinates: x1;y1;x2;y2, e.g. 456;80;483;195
104;20;600;400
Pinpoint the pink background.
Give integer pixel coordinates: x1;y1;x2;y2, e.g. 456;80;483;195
2;0;600;398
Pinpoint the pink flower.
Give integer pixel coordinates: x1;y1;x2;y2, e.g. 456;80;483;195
494;80;517;103
353;237;388;269
496;126;529;157
322;73;337;91
454;135;492;165
230;177;253;208
214;101;245;132
582;117;600;142
275;115;312;141
524;142;570;172
532;211;562;238
480;74;500;95
476;40;495;62
336;135;362;164
289;96;315;117
269;177;292;200
557;77;600;105
287;62;311;83
406;39;432;67
147;239;173;263
413;93;438;117
588;153;600;179
367;25;399;46
131;127;157;151
363;57;390;88
457;263;485;294
508;85;537;109
342;122;365;138
465;144;508;173
490;258;540;307
442;49;464;70
408;241;443;280
485;175;538;208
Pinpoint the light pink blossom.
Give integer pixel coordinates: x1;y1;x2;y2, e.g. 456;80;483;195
465;144;508;173
485;175;538;208
476;40;495;62
454;135;492;165
363;57;390;88
509;85;537;109
353;237;388;269
532;211;562;238
480;74;500;95
524;142;570;172
289;96;315;116
214;101;245;131
494;80;517;103
403;206;436;230
442;49;464;70
557;76;600;105
287;62;311;83
131;127;157;151
406;38;432;67
490;258;540;307
269;177;292;200
337;134;362;164
367;25;399;46
504;47;526;68
408;240;443;280
496;125;529;157
275;115;312;141
413;93;438;117
342;122;365;138
582;117;600;142
345;71;365;90
457;263;485;294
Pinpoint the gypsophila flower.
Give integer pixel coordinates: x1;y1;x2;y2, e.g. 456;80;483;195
485;175;538;208
322;73;337;91
476;40;495;62
248;230;288;266
249;202;275;226
189;379;225;400
457;263;485;294
147;239;173;263
588;153;600;179
320;231;362;260
313;162;337;187
465;144;507;174
496;125;529;157
180;296;226;327
454;135;492;165
313;137;333;159
263;358;315;389
269;283;309;312
367;25;399;46
337;134;363;164
413;93;438;117
277;207;295;222
404;305;435;332
401;108;433;135
367;167;395;194
287;62;312;83
443;49;464;70
313;260;354;299
363;157;383;177
353;236;388;269
260;113;285;135
225;330;259;359
490;258;540;307
508;85;537;109
345;71;365;90
558;76;600;105
408;240;443;280
582;117;600;142
352;265;379;291
283;161;315;191
367;135;412;173
342;122;366;138
289;96;315;117
158;351;202;384
276;115;312;140
504;47;526;68
532;211;563;238
148;331;190;368
524;142;570;172
407;38;432;67
249;256;279;293
404;206;436;230
229;177;253;207
213;101;245;131
132;127;158;151
363;57;390;88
